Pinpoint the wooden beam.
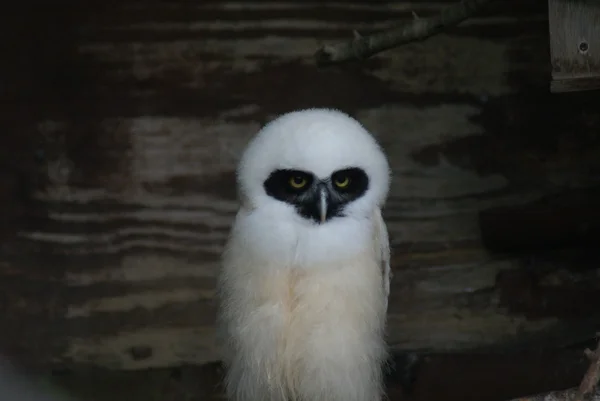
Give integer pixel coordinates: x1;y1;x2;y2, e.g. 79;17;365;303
551;76;600;93
548;0;600;93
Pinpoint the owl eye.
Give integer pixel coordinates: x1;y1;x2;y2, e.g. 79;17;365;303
289;175;307;189
333;176;350;188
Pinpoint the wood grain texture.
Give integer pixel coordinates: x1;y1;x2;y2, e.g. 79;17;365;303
480;186;600;252
549;0;600;92
27;350;593;401
1;0;600;371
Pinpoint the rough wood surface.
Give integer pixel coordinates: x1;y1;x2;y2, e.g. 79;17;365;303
479;187;600;252
549;0;600;92
1;0;600;371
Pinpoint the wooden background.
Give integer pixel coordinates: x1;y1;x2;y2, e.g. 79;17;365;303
1;0;600;372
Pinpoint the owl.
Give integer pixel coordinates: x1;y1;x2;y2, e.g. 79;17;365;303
217;108;391;401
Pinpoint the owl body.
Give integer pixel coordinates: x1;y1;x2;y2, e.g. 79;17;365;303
217;109;391;401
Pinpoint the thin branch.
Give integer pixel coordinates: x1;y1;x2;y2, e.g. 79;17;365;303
508;335;600;401
314;0;492;66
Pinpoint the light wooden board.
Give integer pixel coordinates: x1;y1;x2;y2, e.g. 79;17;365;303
549;0;600;92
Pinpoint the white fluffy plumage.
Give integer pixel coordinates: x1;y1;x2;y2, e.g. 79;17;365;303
216;108;392;401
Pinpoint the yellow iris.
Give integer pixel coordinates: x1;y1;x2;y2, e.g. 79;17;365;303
289;176;307;189
334;176;350;188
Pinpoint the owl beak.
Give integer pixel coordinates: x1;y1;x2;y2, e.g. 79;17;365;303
319;185;328;223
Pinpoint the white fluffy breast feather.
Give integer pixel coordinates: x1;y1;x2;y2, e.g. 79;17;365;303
217;206;389;401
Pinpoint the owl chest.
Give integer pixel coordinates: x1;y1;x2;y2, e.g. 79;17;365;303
245;264;380;342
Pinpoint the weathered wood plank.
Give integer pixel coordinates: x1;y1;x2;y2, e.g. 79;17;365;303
549;0;600;92
1;0;600;371
480;186;600;252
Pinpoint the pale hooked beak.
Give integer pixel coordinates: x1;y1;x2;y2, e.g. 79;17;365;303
319;186;328;223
